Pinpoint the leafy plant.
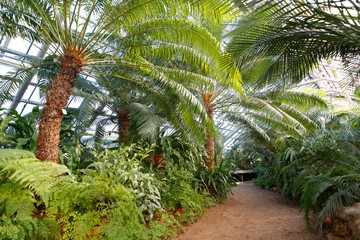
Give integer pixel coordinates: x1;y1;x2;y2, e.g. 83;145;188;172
2;0;232;163
47;174;147;240
84;144;162;219
253;161;278;191
296;169;360;231
160;168;205;222
0;149;69;239
253;114;360;232
227;0;360;87
0;107;39;151
197;158;236;202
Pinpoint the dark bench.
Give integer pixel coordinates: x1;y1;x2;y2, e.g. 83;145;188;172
233;170;257;183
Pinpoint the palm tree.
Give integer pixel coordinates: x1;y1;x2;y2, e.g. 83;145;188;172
151;13;247;171
161;60;245;171
202;92;216;170
226;0;360;88
3;0;234;163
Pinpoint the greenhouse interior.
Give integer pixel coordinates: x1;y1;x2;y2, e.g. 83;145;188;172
0;0;359;239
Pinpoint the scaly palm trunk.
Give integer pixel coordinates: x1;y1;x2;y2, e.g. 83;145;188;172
36;50;83;163
202;92;215;172
118;109;130;143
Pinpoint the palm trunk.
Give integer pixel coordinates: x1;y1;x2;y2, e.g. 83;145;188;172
202;92;215;172
36;53;83;163
204;135;214;170
118;109;130;143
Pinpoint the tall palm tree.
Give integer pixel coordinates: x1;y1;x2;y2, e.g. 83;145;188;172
149;13;247;171
3;0;235;163
226;0;360;88
202;92;216;170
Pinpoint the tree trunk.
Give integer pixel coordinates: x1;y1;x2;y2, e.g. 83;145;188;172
118;109;130;143
202;92;215;172
205;135;214;170
36;53;83;163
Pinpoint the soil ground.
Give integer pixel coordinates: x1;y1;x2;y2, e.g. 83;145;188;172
176;183;320;240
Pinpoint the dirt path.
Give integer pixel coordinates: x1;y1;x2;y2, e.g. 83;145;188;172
176;183;319;240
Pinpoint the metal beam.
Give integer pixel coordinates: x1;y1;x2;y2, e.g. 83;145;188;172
19;99;43;106
9;44;48;110
0;46;26;57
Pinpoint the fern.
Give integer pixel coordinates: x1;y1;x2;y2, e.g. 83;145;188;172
46;174;147;240
0;149;64;239
0;181;34;219
0;149;70;205
0;149;35;164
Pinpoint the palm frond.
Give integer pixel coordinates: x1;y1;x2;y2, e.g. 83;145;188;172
226;0;360;87
124;102;161;143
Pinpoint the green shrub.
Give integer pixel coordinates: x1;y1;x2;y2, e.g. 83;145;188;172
253;118;360;232
253;162;278;190
0;108;39;152
84;144;162;219
47;174;147;240
160;168;205;223
197;158;236;202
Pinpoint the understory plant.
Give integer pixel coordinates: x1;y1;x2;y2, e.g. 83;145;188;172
0;148;171;239
253;115;360;232
0;144;228;239
84;144;162;219
0;149;68;239
47;174;147;240
160;168;205;223
197;158;237;202
0;107;39;152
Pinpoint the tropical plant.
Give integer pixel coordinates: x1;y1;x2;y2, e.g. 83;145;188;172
2;0;235;163
88;82;164;145
0;107;39;151
160;168;205;222
47;173;149;240
254;113;360;232
227;0;360;87
0;149;69;239
224;89;328;149
196;157;236;201
83;144;163;219
152;132;206;172
163;58;245;171
225;146;263;170
0;148;177;239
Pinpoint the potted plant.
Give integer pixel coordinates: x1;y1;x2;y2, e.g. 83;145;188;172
146;131;170;168
172;206;184;219
147;153;167;168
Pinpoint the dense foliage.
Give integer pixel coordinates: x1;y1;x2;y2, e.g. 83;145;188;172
0;141;234;239
253;114;360;232
1;0;359;239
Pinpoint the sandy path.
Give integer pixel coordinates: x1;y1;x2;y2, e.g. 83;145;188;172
176;183;319;240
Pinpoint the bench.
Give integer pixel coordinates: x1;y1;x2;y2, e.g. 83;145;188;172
233;169;256;183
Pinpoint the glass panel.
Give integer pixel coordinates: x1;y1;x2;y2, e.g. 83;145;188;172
7;37;32;55
22;85;35;99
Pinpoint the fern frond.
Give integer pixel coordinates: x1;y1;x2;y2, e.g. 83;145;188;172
0;149;70;205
